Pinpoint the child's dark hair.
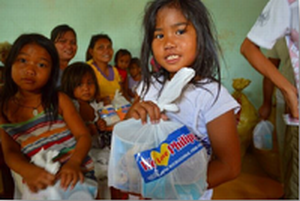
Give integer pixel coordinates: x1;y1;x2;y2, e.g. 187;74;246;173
50;24;77;43
129;57;141;69
61;62;100;100
86;34;112;61
114;49;132;66
0;33;60;121
140;0;222;97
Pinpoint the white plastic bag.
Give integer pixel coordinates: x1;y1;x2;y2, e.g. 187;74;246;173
22;179;98;200
253;120;274;150
108;68;209;200
22;148;98;200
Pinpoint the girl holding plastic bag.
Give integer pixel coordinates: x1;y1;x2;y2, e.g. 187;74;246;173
124;0;241;199
0;34;97;199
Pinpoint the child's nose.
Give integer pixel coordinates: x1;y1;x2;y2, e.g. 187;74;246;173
25;64;36;76
164;36;176;50
82;84;89;90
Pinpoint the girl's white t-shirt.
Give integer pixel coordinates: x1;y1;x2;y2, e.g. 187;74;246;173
137;78;240;141
137;77;240;199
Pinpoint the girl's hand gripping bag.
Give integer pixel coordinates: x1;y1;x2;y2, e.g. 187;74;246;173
22;148;98;200
108;68;209;200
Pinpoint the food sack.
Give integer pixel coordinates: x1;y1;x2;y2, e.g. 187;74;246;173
112;90;131;120
108;68;209;199
232;78;259;158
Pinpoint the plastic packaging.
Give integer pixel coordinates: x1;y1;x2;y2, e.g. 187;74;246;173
253;120;274;150
22;179;98;200
21;148;98;200
112;90;131;120
98;104;120;126
108;68;209;199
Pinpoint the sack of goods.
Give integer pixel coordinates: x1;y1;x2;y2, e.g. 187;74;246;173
108;68;209;200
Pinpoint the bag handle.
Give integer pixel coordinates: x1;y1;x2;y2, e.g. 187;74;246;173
155;67;195;112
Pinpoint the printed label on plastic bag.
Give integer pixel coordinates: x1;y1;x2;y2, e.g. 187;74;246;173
116;103;131;114
98;105;120;126
115;103;132;120
134;126;203;183
98;106;118;118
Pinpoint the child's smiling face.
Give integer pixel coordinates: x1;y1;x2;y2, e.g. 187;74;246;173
152;6;197;75
12;43;52;93
74;73;96;102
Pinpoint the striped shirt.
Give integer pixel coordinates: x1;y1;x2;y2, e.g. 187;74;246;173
0;111;95;180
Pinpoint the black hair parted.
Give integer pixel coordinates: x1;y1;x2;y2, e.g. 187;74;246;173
86;34;112;61
50;24;77;43
140;0;222;98
0;33;60;121
60;62;100;100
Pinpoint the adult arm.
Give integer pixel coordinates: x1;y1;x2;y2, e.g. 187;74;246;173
259;58;281;119
240;38;298;118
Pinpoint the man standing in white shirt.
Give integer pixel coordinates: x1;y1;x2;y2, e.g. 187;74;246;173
240;0;299;198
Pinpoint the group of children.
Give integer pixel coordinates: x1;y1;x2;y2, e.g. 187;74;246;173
0;0;297;199
0;28;142;199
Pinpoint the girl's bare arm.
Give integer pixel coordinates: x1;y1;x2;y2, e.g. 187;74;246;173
58;92;92;189
206;110;241;189
0;119;55;192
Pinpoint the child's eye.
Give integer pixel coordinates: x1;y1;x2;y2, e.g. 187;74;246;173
17;58;26;63
88;81;94;85
154;33;164;39
38;63;47;68
176;29;186;35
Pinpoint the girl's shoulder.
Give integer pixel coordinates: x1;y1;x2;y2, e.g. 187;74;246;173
58;92;73;111
58;91;70;102
185;80;234;104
